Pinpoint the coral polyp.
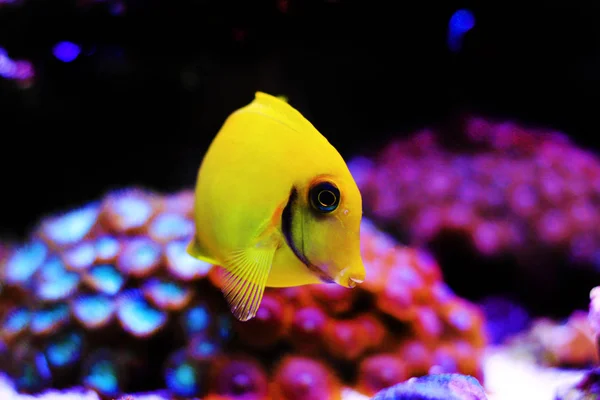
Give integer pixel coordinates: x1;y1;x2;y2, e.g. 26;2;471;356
0;187;486;397
271;356;342;400
351;116;600;313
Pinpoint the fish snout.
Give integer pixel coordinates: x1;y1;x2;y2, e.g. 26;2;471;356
334;266;366;289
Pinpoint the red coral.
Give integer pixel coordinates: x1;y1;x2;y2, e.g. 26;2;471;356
271;356;342;400
0;187;487;396
357;354;408;396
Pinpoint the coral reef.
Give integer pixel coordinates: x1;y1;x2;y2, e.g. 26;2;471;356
589;286;600;344
553;287;600;399
350;116;600;314
371;373;487;400
505;311;598;369
0;188;486;398
554;367;600;399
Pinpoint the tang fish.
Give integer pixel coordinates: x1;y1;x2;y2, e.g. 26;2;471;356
187;92;365;321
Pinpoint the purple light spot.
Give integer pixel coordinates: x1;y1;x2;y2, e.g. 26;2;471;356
165;240;212;280
448;308;473;332
64;243;96;271
110;1;126;15
570;234;596;261
13;61;34;81
473;223;500;255
114;196;153;228
592;251;600;273
347;157;374;188
0;50;17;78
53;41;81;63
150;213;194;242
511;184;537;212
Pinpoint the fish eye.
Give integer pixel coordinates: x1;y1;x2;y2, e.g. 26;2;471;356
309;181;340;213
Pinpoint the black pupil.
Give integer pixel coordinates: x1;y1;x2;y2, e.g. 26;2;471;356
310;182;339;213
318;190;336;206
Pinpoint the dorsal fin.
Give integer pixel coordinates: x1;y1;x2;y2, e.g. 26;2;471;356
237;92;325;142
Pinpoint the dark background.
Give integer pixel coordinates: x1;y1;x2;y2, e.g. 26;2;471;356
1;1;599;239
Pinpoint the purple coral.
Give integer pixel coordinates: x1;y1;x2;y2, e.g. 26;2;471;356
371;373;487;400
350;116;600;314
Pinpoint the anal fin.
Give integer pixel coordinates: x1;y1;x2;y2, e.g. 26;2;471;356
221;242;277;322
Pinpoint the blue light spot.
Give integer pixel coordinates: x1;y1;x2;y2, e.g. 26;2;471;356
450;9;475;32
53;41;81;63
165;351;202;397
480;296;530;344
86;264;125;296
110;2;126;16
113;195;152;227
189;336;219;361
134;243;160;267
5;241;47;285
95;236;119;261
3;308;30;336
184;305;210;335
35;257;80;301
45;331;83;368
175;364;195;386
84;357;119;397
16;353;51;392
64;243;96;271
0;48;17;79
217;314;233;342
43;203;100;246
117;290;167;337
30;303;70;335
143;278;190;309
150;213;194;242
72;294;115;328
448;9;475;53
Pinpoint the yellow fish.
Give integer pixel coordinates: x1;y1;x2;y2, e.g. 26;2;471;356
186;92;365;321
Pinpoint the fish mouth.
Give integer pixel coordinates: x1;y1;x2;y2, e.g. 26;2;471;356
281;188;334;283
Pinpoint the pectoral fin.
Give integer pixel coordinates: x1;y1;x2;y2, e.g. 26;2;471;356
220;242;277;322
186;237;220;265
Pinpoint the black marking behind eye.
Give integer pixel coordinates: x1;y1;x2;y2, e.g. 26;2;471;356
282;188;309;266
281;188;334;283
309;181;340;213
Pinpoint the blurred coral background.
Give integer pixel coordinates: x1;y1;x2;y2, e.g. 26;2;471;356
1;2;600;400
